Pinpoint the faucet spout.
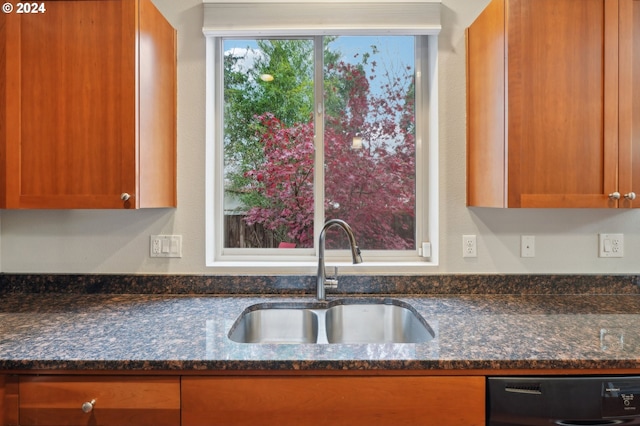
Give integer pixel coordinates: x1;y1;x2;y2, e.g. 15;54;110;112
317;219;362;300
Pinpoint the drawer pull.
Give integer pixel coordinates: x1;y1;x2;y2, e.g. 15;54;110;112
81;399;96;414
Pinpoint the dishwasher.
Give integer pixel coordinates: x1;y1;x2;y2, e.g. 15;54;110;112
488;376;640;425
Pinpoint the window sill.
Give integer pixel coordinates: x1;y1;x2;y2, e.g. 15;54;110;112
206;260;438;275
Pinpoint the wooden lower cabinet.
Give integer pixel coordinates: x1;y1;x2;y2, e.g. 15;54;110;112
15;376;180;426
0;376;6;426
0;376;18;426
1;373;486;425
181;375;486;426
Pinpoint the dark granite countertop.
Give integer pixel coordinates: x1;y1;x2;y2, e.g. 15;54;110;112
2;291;640;372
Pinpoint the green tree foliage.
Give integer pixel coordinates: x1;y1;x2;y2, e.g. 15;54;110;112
224;39;314;210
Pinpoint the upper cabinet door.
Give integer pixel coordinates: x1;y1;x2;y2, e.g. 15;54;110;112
618;0;640;208
1;0;176;209
467;0;624;208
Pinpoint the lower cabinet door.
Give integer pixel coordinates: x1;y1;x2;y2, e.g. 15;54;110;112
18;376;180;426
1;376;19;426
182;375;485;426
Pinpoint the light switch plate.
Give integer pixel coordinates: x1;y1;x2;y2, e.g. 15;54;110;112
150;235;182;258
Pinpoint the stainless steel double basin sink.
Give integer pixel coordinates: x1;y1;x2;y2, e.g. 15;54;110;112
228;298;435;344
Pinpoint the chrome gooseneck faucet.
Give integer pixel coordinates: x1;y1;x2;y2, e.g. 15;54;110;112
316;219;363;300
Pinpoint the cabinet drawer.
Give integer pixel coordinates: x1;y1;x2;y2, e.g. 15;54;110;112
182;375;485;426
19;376;180;426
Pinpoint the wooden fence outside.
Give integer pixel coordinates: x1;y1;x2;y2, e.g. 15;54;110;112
225;215;278;248
224;214;415;249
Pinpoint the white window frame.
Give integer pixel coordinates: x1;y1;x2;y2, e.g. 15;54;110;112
204;1;440;274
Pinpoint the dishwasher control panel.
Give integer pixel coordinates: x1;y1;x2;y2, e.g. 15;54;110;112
603;380;640;418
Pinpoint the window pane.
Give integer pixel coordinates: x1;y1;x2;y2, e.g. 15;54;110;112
223;39;315;248
323;36;416;250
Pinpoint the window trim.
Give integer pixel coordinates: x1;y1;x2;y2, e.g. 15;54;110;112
202;1;442;37
204;10;440;273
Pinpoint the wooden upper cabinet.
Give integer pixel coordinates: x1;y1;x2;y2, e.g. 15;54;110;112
467;0;639;208
618;0;640;207
1;0;176;209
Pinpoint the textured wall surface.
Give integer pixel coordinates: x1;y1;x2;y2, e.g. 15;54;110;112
1;0;639;275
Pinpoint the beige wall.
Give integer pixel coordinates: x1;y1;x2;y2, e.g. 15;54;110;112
2;0;639;275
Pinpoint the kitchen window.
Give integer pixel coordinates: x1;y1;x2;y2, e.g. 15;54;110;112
203;1;441;272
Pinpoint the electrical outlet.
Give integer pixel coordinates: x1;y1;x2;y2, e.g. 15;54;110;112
462;235;477;258
150;235;183;258
599;233;623;258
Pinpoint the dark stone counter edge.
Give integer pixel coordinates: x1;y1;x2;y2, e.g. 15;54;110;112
1;274;640;295
2;359;640;372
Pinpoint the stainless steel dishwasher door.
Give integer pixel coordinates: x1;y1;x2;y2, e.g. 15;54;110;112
488;376;640;425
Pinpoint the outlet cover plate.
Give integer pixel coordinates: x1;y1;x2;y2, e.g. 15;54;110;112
521;235;535;258
462;235;477;258
599;233;623;258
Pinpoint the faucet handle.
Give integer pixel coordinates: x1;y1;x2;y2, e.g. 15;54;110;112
355;246;363;263
324;266;339;289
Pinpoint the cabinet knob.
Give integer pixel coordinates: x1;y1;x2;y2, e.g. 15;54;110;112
81;399;95;414
120;193;131;201
625;192;637;201
609;192;621;200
